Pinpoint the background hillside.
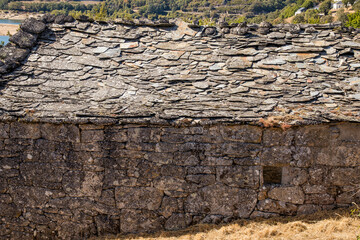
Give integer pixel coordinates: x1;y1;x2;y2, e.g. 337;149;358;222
1;0;360;26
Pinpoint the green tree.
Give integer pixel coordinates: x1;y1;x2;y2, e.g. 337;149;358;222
7;1;23;11
0;0;8;9
96;2;107;20
292;12;306;23
354;1;360;11
319;0;332;15
337;8;348;23
346;11;360;28
279;3;299;19
305;8;320;23
301;0;314;9
320;14;333;23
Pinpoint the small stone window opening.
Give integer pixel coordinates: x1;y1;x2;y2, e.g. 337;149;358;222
263;166;282;185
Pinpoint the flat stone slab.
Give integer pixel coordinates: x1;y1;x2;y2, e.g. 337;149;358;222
0;19;360;125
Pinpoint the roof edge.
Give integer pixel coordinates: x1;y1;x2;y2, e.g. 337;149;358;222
0;14;358;78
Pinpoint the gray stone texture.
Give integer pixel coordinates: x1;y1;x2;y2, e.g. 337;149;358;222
0;122;359;238
0;15;360;239
20;17;46;34
1;18;360;125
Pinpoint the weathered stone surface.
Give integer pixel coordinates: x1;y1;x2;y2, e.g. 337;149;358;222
0;121;359;238
120;42;139;49
38;60;83;70
0;19;359;126
231;25;249;35
115;187;163;210
10;122;41;139
186;174;215;187
268;186;305;204
154;176;194;192
295;126;331;147
316;146;360;167
220;48;257;56
257;199;297;215
193;81;209;89
0;46;29;63
41;124;80;142
0;203;22;218
297;204;321;215
336;190;360;204
165;213;192;230
120;209;164;233
328;167;360;186
95;215;120;235
128;127;160;143
71;55;110;68
162;51;185;60
0;178;7;193
250;211;279;219
159;197;179;218
41;13;56;23
220;125;262;143
9;30;37;48
1;16;360;239
340;41;360;49
173;151;200;165
226;57;253;69
155;42;195;51
20;162;65;189
20;18;46;34
292;146;317;168
216;166;260;188
305;193;334;205
223;143;260;158
185;183;257;218
62;170;103;197
0;123;9;139
282;167;308;186
9;186;51;208
54;14;66;24
81;129;104;142
260;146;292;166
263;129;294;147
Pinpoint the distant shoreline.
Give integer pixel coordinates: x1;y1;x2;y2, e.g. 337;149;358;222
0;10;42;20
0;24;19;35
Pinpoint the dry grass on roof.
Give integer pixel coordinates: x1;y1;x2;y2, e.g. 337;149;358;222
94;207;360;240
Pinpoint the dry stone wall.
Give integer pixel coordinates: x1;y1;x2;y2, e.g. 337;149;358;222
0;121;359;239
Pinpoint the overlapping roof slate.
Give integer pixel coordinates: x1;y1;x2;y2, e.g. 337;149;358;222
1;16;360;126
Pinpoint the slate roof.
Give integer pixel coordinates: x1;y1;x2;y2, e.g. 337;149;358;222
1;18;360;126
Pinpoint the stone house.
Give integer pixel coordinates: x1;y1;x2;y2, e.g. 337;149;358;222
332;0;344;9
295;7;306;15
0;16;360;239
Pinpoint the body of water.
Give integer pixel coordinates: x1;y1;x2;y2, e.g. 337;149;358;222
0;19;22;24
0;36;9;45
0;19;21;45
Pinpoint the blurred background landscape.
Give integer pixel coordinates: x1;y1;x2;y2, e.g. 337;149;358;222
0;0;360;26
